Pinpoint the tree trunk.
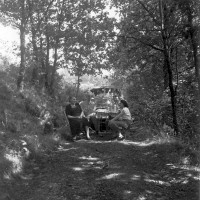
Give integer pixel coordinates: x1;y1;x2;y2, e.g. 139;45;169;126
17;0;26;90
188;12;200;120
39;37;46;89
163;61;169;89
159;0;179;135
49;36;59;95
30;15;39;85
179;0;200;97
49;1;65;95
45;31;50;90
76;75;81;98
49;12;63;95
188;14;200;96
164;50;179;134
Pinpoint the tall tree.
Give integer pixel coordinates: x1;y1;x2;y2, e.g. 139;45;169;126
109;0;193;134
27;0;55;87
63;0;115;96
176;0;200;96
49;0;65;94
0;0;29;90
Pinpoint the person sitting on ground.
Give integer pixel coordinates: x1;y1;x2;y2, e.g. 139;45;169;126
65;96;91;140
108;99;132;140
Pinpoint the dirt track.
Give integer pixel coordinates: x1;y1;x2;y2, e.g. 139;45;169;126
11;136;199;200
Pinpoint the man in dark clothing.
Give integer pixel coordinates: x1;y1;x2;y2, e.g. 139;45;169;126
65;96;91;140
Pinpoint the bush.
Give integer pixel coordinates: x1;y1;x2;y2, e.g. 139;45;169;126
126;83;199;149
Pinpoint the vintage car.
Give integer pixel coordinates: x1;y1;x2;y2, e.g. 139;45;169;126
90;86;121;132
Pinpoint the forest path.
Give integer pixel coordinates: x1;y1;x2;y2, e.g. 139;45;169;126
12;136;199;200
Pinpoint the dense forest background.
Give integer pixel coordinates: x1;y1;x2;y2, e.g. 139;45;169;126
0;0;199;197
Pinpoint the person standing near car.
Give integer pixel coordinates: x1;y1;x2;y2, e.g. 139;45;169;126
80;96;96;117
80;96;101;136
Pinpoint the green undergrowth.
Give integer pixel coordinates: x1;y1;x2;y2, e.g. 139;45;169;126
0;73;71;197
125;121;199;170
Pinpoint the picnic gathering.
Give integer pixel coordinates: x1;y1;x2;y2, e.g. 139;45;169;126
59;86;133;142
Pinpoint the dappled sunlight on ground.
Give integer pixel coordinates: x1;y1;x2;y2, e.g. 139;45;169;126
98;173;125;180
119;140;158;146
79;155;99;161
8;138;200;200
72;167;84;171
137;196;147;200
77;137;172;147
168;163;200;173
5;150;23;175
167;163;200;181
144;178;172;186
78;139;114;144
58;146;78;151
130;174;141;181
119;138;175;147
76;155;111;171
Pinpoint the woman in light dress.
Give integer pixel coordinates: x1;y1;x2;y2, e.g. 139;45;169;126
108;99;132;140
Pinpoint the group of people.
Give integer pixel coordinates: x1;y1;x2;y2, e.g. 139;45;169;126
65;95;132;141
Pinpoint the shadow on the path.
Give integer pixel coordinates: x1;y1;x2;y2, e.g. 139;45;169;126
57;139;200;200
12;138;200;200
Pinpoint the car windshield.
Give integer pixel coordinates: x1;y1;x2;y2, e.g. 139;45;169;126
90;86;121;113
90;86;121;96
